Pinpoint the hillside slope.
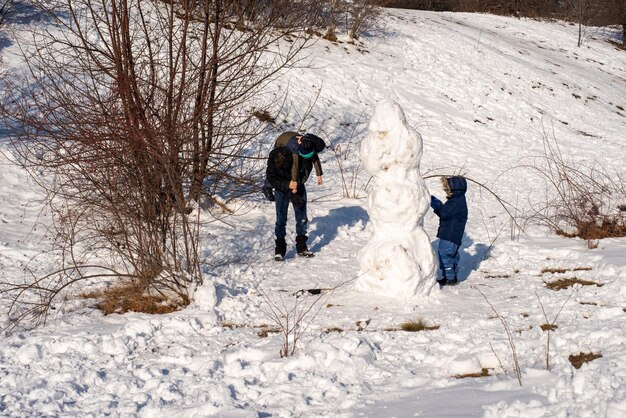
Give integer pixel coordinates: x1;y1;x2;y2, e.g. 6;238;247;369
1;8;625;418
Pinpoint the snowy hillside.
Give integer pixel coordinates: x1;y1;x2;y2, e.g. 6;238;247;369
1;7;626;417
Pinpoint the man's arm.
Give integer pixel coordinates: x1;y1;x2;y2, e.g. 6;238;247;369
313;154;323;185
266;151;291;193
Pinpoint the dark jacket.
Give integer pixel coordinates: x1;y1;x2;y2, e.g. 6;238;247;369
434;177;468;246
266;146;322;193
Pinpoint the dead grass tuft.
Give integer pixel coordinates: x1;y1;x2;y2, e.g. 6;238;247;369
257;326;281;338
540;323;558;331
541;267;568;274
252;109;275;123
542;267;592;274
569;352;602;369
83;282;188;315
400;319;440;332
545;277;602;291
324;327;344;334
305;28;324;38
323;31;338;42
455;368;490;379
556;218;626;241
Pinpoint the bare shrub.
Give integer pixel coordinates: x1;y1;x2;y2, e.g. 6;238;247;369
475;286;522;386
0;0;316;328
520;129;626;248
347;0;383;40
329;113;368;199
319;0;346;41
314;0;384;41
256;278;356;357
535;290;574;370
0;0;14;27
257;287;333;358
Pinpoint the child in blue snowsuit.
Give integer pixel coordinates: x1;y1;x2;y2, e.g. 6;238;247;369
430;176;468;286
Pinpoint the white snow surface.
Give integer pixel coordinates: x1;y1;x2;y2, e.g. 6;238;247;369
357;100;436;297
1;7;626;418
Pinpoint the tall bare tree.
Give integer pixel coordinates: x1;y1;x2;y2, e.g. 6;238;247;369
0;0;317;326
621;0;626;46
564;0;602;46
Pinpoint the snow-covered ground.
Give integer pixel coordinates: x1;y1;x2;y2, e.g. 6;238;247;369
1;7;626;417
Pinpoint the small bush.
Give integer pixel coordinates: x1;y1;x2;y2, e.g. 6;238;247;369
522;133;626;247
569;352;602;369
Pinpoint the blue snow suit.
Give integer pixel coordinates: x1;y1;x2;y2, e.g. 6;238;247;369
431;177;468;281
433;177;468;245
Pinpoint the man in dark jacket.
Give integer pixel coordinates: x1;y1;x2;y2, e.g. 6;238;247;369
266;132;325;261
430;176;468;286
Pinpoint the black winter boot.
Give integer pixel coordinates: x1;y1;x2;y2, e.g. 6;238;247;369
274;237;286;261
295;235;314;258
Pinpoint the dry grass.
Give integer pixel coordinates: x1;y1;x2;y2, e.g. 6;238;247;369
540;323;558;331
542;267;593;274
257;326;281;338
252;109;275;123
324;327;344;334
541;267;568;274
545;278;602;291
322;31;338;42
400;319;440;332
569;352;602;369
556;218;626;241
221;322;281;338
455;368;490;379
82;282;188;315
485;274;511;278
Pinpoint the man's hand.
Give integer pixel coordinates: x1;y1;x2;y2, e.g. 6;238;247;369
289;180;298;192
317;175;323;186
262;186;275;202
